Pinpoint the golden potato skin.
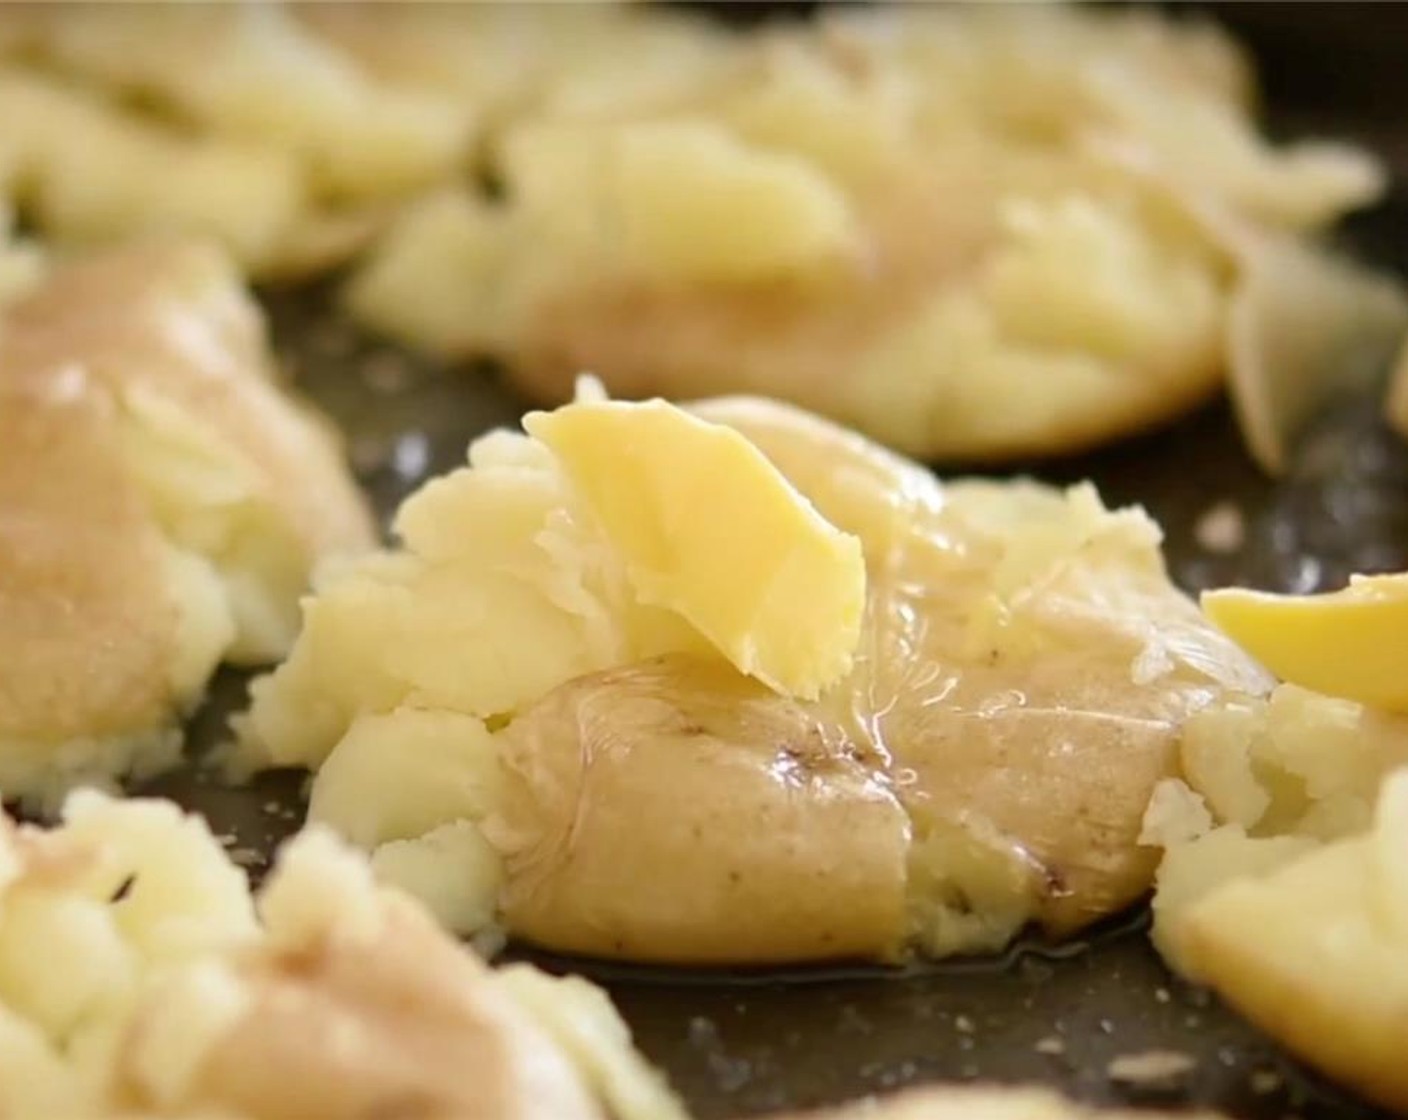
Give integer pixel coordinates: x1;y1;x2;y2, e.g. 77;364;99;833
493;655;910;965
0;351;174;743
0;241;373;800
0;797;679;1120
183;894;605;1120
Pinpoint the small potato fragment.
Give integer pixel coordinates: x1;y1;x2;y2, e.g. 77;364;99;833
308;707;503;850
1223;235;1407;474
490;654;910;965
0;68;307;274
12;3;473;204
0;798;680;1120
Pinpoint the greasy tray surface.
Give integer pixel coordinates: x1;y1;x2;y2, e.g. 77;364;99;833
137;12;1408;1113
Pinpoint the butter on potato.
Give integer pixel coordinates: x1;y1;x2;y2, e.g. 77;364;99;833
526;399;866;699
1204;574;1408;712
0;241;373;807
0;794;682;1120
240;392;1272;966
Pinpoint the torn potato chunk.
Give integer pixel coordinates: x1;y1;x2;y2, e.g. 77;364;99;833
1138;574;1408;1110
1167;769;1408;1115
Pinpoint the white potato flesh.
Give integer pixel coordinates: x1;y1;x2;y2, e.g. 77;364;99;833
0;798;675;1120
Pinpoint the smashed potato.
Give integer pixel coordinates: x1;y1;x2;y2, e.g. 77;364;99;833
0;793;681;1120
1138;579;1408;1108
8;3;473;204
0;242;373;807
1;3;1398;461
239;392;1269;965
1169;770;1408;1114
1;2;1394;460
344;3;1402;467
0;68;309;276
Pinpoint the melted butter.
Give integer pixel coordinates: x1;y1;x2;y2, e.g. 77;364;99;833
805;476;1271;948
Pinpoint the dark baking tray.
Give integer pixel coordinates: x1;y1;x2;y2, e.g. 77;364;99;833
136;7;1408;1118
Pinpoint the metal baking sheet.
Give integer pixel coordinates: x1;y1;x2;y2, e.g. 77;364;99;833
133;7;1408;1118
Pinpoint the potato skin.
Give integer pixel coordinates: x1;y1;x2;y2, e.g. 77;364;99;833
186;894;604;1120
491;655;911;965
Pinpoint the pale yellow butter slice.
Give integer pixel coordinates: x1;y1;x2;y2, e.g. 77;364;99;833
1202;574;1408;712
525;398;865;699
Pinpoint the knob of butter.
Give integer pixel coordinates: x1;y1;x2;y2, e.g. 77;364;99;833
1202;574;1408;711
526;399;866;700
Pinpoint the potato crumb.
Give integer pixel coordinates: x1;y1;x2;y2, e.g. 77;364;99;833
1139;779;1214;847
1194;501;1246;554
1107;1049;1197;1088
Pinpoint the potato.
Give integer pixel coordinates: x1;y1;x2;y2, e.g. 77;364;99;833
0;241;373;806
13;4;473;204
342;3;1397;467
0;68;307;274
1142;678;1408;966
490;654;910;964
611;122;855;282
1147;820;1316;969
242;393;1272;965
492;965;688;1120
1136;569;1408;1111
1173;770;1408;1114
370;821;504;939
0;798;679;1120
309;708;503;850
1175;684;1408;841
